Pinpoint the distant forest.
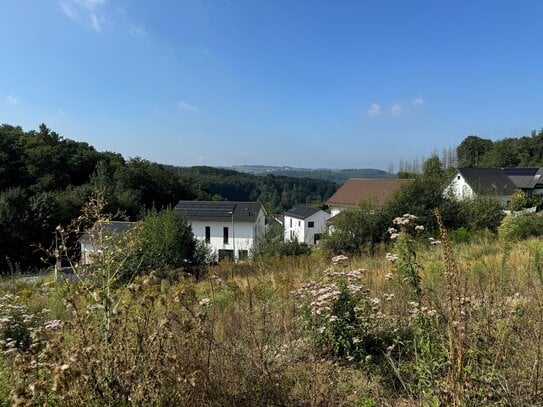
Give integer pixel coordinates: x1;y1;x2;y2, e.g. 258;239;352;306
0;124;337;271
225;165;393;184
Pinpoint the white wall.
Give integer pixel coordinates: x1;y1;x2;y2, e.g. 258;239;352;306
330;206;344;217
445;172;511;207
445;173;475;200
189;209;265;261
284;210;330;245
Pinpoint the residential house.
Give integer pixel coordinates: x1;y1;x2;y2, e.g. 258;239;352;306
326;178;412;216
445;168;518;207
283;205;330;245
503;167;543;198
80;221;137;265
175;200;266;261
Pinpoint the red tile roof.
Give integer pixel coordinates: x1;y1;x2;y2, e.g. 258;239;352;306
326;178;412;207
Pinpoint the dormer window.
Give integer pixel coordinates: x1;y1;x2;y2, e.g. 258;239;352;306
457;175;460;180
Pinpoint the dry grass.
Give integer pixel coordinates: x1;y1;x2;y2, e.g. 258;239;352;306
1;236;543;405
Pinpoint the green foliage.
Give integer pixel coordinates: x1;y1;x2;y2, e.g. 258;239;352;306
322;201;386;255
294;265;392;363
457;135;493;167
498;214;543;241
509;189;528;211
457;195;504;232
457;129;543;167
122;209;206;279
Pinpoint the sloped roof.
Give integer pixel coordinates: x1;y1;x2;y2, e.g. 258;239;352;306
503;167;543;189
284;205;322;220
326;178;412;207
458;168;517;195
175;201;264;223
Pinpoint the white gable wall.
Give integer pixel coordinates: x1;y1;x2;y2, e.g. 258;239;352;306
284;210;330;245
445;172;511;207
189;208;265;261
445;173;475;200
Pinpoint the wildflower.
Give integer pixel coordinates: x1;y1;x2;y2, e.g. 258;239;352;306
387;227;398;235
352;337;361;344
328;315;338;322
199;298;211;307
346;355;354;362
389;233;399;240
385;272;394;281
415;225;424;232
44;320;62;330
385;253;398;262
331;255;349;264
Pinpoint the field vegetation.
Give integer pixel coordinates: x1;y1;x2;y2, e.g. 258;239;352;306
1;208;543;406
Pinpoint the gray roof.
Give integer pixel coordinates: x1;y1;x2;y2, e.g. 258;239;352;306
80;221;137;243
503;167;543;189
284;205;321;220
175;201;264;223
458;168;517;195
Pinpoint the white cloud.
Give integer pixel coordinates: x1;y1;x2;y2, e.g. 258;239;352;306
390;104;403;117
58;0;106;32
412;97;424;107
178;101;199;112
5;95;18;106
129;22;149;38
367;103;382;117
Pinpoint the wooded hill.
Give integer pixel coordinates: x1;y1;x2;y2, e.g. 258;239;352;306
0;124;337;271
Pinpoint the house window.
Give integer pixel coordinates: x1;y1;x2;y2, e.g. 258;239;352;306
457;175;460;180
205;226;210;243
218;249;234;261
223;227;229;244
314;233;321;244
238;250;248;261
298;220;301;226
308;221;314;228
290;218;292;227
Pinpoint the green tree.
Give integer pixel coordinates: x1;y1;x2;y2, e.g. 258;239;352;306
122;209;206;280
509;189;528;211
322;201;386;255
457;135;493;167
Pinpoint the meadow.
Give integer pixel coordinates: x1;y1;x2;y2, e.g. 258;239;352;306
1;220;543;406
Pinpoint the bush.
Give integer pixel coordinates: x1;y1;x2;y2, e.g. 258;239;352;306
120;209;207;280
322;201;387;255
458;195;504;232
498;214;543;241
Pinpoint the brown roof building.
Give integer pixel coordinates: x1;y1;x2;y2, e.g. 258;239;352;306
326;178;412;213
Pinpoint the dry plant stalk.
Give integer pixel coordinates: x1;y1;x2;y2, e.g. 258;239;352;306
434;207;465;404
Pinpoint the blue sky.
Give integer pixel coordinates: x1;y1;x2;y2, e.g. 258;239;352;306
1;0;543;170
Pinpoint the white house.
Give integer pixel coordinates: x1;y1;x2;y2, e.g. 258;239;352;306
326;178;412;216
284;205;330;245
445;168;518;207
175;200;266;261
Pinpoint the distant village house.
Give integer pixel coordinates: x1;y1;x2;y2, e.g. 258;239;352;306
175;200;266;261
283;205;330;245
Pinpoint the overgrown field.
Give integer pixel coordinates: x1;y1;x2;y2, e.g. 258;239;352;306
2;226;543;405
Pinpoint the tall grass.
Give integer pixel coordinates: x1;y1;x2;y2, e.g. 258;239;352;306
1;232;543;405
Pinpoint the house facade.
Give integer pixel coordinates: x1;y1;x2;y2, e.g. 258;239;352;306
175;201;266;261
326;178;411;216
445;168;518;207
283;205;330;245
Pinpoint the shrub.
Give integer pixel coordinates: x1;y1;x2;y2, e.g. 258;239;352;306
322;201;387;255
498;214;543;241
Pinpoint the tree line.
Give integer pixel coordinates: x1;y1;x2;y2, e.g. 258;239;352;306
0;124;337;272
